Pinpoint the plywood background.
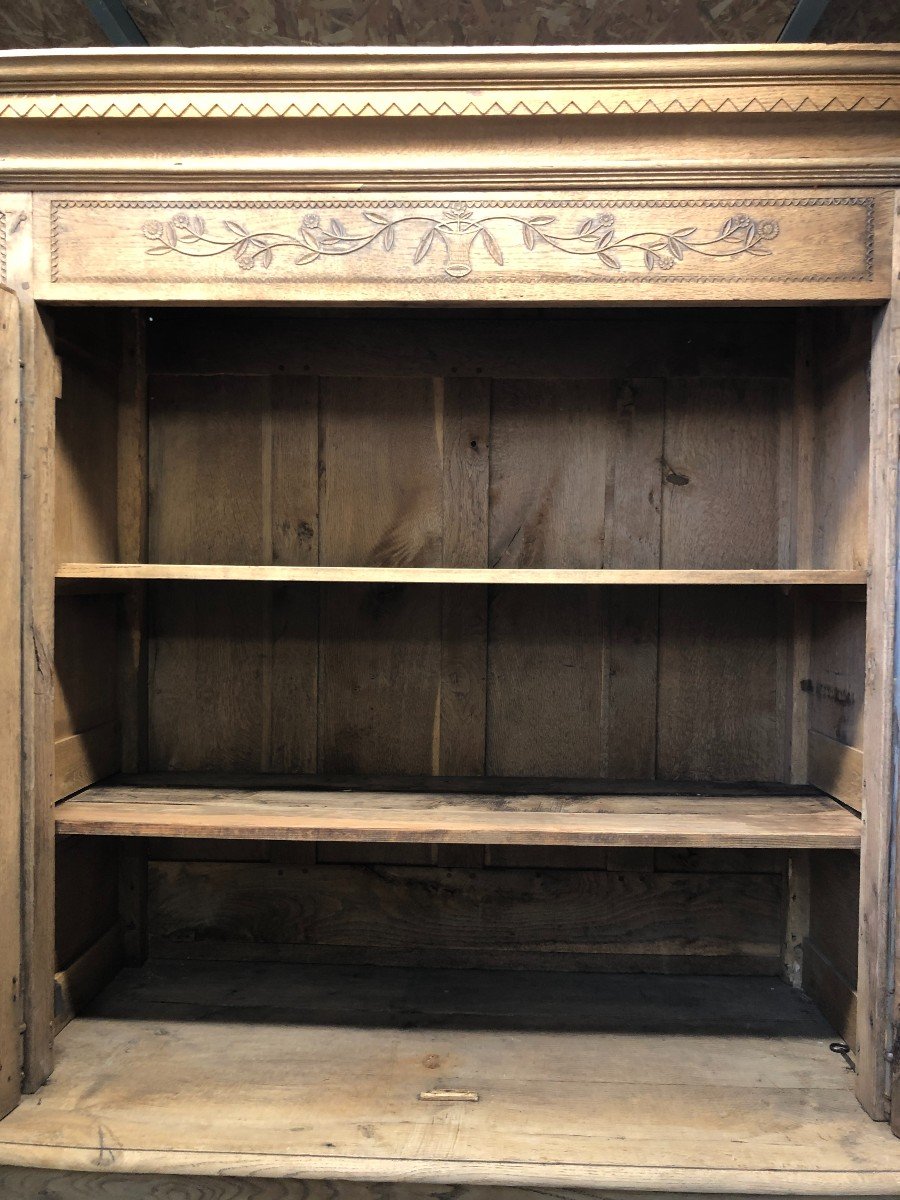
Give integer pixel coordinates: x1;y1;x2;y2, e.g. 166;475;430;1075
2;0;897;51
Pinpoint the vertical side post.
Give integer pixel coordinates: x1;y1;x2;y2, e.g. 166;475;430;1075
7;195;58;1092
861;192;900;1121
117;308;149;964
0;285;22;1117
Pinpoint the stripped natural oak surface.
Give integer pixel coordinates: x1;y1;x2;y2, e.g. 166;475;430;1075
0;961;899;1193
55;563;868;586
54;778;862;848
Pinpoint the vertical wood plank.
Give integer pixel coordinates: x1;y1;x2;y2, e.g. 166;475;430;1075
118;310;148;773
10;195;58;1089
114;314;148;961
861;200;900;1122
662;377;788;569
657;588;780;782
487;380;607;778
149;375;267;565
319;377;442;774
487;586;604;777
782;849;810;989
810;309;870;571
0;287;21;1118
268;377;319;772
119;841;148;967
320;583;441;775
602;380;663;777
438;377;489;776
149;584;268;772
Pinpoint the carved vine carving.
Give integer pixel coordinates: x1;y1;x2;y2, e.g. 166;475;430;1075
141;203;781;278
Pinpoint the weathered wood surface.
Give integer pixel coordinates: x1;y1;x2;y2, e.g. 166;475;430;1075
0;288;21;1121
1;963;899;1192
147;855;784;974
55;781;862;849
861;201;900;1123
808;729;863;814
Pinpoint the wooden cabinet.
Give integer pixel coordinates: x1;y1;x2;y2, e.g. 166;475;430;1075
1;43;900;1199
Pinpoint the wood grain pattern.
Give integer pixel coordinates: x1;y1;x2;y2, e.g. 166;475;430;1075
148;859;784;973
808;729;863;814
17;280;57;1092
36;192;892;304
2;963;900;1192
0;287;21;1121
54;780;862;849
0;1172;860;1200
861;205;900;1123
57;563;867;585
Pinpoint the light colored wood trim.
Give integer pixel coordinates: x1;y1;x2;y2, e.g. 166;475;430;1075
2;44;899;92
34;191;892;305
54;783;862;849
55;563;868;586
0;47;899;191
9;196;57;1094
52;923;123;1036
808;729;864;814
0;286;21;1121
53;723;120;803
857;191;900;1120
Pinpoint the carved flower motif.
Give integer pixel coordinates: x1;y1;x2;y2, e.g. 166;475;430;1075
302;213;320;229
236;254;255;270
173;212;193;229
141;220;164;238
657;254;675;271
732;213;753;229
759;219;780;240
595;212;614;227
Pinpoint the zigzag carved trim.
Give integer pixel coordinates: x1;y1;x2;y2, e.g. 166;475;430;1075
0;90;897;120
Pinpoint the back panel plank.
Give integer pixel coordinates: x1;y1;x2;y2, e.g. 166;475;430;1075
149;859;784;974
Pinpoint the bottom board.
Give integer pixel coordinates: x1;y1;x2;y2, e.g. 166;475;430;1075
0;961;899;1193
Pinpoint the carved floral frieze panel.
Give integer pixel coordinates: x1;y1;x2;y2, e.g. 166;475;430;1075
38;192;889;303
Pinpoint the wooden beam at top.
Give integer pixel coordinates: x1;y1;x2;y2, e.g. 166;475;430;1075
82;0;148;46
779;0;832;41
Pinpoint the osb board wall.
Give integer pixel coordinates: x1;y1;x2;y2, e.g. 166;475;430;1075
3;0;898;50
0;0;797;50
147;840;787;974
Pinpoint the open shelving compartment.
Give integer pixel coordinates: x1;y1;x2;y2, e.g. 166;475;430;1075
4;296;899;1193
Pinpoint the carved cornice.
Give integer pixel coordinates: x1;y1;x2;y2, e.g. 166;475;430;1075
1;46;898;190
0;45;898;121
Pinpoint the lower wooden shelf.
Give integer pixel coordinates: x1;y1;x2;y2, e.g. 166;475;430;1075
1;961;898;1192
55;776;862;849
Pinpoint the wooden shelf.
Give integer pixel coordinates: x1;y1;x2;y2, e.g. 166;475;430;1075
2;961;898;1192
55;778;862;849
55;563;869;586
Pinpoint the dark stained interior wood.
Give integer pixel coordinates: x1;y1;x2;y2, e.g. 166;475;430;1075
44;305;871;1099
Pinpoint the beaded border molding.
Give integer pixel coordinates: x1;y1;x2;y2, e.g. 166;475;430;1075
48;196;876;286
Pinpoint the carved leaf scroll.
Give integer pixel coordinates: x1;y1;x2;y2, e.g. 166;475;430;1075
141;203;781;279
